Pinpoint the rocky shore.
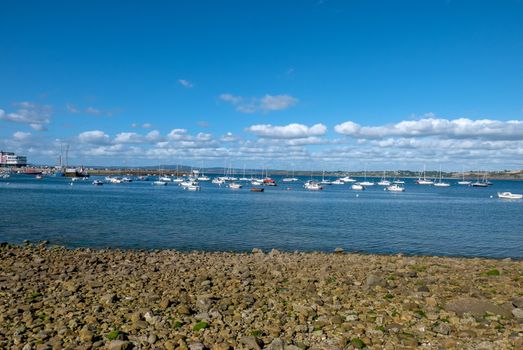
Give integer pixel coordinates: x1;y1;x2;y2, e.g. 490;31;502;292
0;242;522;350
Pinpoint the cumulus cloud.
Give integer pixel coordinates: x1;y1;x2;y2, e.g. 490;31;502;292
246;123;327;139
13;131;31;140
219;94;298;113
221;132;237;142
78;130;110;144
146;130;160;141
167;128;189;140
114;132;145;144
334;117;523;141
178;79;194;88
0;102;51;131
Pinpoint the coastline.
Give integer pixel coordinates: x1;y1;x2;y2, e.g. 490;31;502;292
1;242;522;350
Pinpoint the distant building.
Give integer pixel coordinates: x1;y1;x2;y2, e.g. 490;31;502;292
0;151;27;167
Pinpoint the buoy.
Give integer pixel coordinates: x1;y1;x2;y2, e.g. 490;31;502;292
490;195;493;198
356;194;359;197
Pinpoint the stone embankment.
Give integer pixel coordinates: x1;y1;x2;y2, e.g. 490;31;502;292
0;242;522;349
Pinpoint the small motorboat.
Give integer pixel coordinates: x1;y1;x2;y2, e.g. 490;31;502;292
303;180;323;191
152;180;167;186
351;183;365;190
187;184;201;191
250;187;264;192
92;180;104;186
228;182;242;189
497;192;522;199
386;184;405;192
35;175;43;180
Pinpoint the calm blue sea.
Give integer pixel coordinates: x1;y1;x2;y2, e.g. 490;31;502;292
1;174;522;258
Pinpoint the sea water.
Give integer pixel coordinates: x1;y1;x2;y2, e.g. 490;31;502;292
1;175;522;258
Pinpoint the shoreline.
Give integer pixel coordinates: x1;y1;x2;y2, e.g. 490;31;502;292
6;241;523;261
1;242;522;349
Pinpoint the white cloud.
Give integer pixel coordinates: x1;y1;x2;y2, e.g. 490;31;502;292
114;132;145;144
221;132;237;142
0;102;51;131
66;103;80;113
334;117;523;141
78;130;110;144
13;131;31;140
259;95;298;111
167;128;189;140
219;93;298;113
246;123;327;139
142;123;152;129
196;132;212;141
178;79;194;88
146;130;160;141
85;107;101;115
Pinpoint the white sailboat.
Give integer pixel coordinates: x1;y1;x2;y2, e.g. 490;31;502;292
457;166;471;185
377;171;391;186
320;171;332;185
433;166;450;187
153;165;167;186
282;168;299;182
359;166;374;186
416;165;434;185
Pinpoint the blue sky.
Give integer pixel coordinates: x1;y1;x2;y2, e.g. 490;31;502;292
1;0;522;170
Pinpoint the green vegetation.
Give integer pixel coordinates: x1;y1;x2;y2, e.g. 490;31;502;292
106;330;120;340
193;321;209;331
173;320;183;329
250;330;262;337
384;293;394;300
485;269;500;276
350;337;366;349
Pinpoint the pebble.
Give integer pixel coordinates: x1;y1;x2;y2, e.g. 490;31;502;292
0;244;521;350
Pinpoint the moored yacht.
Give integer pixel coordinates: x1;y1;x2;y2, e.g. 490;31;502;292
303;180;323;191
351;183;365;190
386;184;405;192
497;192;522;199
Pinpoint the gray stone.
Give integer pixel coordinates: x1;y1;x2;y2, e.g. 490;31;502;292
240;335;263;350
444;298;513;318
433;322;451;335
365;274;387;289
512;296;523;308
100;293;117;305
106;340;132;350
188;342;205;350
512;308;523;319
267;338;284;350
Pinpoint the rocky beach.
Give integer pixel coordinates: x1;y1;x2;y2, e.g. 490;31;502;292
1;242;522;350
